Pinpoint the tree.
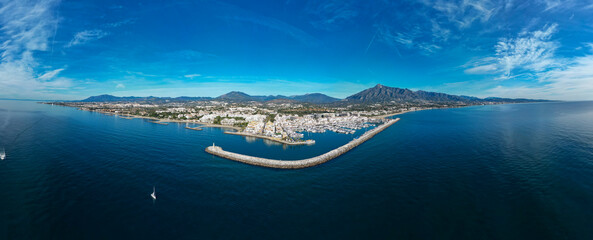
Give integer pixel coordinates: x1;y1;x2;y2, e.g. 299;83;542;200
213;116;223;124
265;114;276;122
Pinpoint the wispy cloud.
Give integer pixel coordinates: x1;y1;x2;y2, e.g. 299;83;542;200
470;26;593;101
0;0;58;59
305;0;359;31
38;68;65;80
64;18;132;49
184;74;201;79
431;20;451;42
376;25;441;55
66;29;109;48
104;18;136;28
425;0;498;29
464;24;560;78
0;0;72;99
535;51;593;100
536;0;583;12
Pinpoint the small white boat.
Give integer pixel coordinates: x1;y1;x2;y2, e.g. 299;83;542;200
150;186;156;200
0;148;5;160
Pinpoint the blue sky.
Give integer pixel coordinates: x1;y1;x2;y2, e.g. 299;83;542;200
1;0;593;100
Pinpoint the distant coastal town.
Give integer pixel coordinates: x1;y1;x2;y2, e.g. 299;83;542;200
48;100;412;145
45;84;546;168
47;84;543;145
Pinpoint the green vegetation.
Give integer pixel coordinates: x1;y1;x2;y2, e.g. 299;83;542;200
213;116;246;125
278;108;333;116
265;114;276;122
213;116;223;124
234;122;248;129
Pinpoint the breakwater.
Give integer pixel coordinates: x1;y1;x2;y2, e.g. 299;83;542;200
185;126;203;131
206;118;400;169
148;121;168;125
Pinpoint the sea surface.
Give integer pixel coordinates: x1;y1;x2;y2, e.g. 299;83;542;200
1;100;593;239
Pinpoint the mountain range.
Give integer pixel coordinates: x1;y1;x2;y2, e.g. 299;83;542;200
82;92;339;104
81;84;545;104
343;84;543;104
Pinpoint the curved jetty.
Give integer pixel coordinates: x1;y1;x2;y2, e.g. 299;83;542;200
206;118;400;169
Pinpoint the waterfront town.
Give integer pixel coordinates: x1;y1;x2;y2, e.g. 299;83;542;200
49;100;422;144
47;84;540;145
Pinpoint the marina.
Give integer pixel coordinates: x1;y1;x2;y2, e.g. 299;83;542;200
224;131;315;145
206;118;400;169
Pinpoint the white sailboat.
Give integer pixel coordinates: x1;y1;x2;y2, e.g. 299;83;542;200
0;148;5;160
150;186;156;200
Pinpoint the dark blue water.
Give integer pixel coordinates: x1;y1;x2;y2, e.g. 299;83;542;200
1;100;593;239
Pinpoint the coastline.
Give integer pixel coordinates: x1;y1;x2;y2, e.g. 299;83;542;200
197;123;242;131
224;131;315;145
372;109;420;119
116;113;243;131
206;118;400;169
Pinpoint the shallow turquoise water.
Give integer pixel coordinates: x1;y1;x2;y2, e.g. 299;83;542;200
1;100;592;239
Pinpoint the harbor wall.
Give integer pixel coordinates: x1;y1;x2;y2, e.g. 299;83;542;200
205;118;400;169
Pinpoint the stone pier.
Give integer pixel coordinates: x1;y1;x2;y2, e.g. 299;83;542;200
205;118;400;169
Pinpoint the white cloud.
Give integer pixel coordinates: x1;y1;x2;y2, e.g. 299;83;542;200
465;24;560;77
116;83;125;89
431;20;451;42
305;0;359;31
540;0;562;11
104;18;135;28
538;53;593;100
464;63;498;74
38;68;64;80
0;0;58;59
497;24;559;75
484;44;593;101
464;25;593;100
0;0;72;99
184;74;201;79
418;44;442;54
537;0;580;12
66;29;109;48
425;0;498;29
377;25;441;55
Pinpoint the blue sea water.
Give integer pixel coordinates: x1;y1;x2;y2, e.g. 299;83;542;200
1;100;593;239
